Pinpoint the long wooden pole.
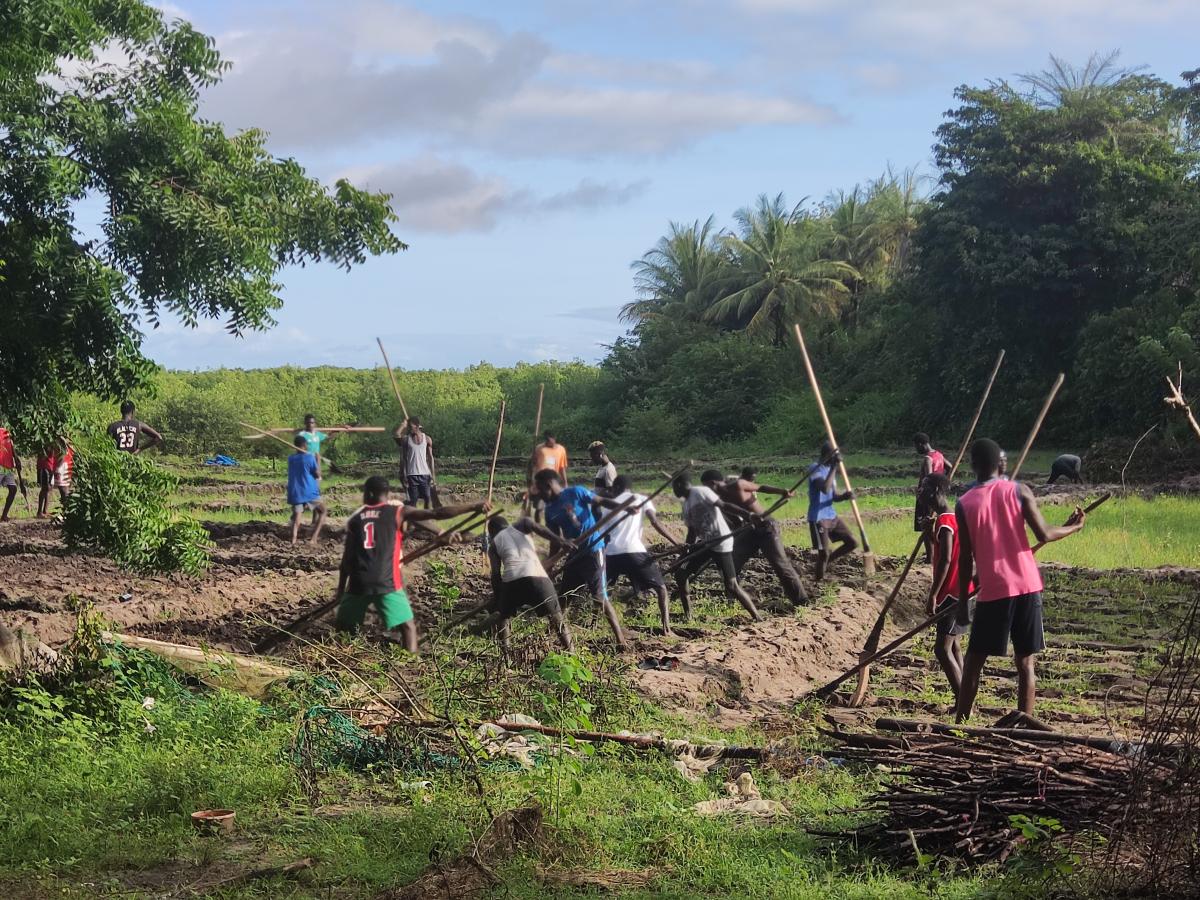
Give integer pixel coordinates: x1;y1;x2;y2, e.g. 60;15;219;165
948;349;1006;478
376;337;410;422
522;384;545;515
848;348;1007;706
240;421;305;454
793;323;874;576
1009;373;1065;481
486;399;506;504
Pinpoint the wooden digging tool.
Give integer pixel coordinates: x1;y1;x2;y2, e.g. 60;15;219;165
814;492;1110;698
254;509;496;653
1164;364;1200;442
486;399;506;504
793;323;874;576
847;348;1006;707
522;383;545;515
377;338;410;421
544;494;640;578
241;421;309;454
1008;373;1065;481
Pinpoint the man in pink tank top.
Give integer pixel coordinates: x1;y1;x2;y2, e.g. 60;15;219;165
914;432;946;561
954;439;1085;722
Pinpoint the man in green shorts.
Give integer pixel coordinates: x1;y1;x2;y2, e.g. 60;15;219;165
335;475;489;651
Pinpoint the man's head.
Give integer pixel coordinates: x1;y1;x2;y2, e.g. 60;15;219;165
700;469;724;489
408;416;422;432
533;468;564;498
543;430;557;447
998;449;1008;476
914;432;931;453
304;413;316;431
363;475;390;504
921;473;951;511
293;435;308;450
120;401;135;418
740;466;757;482
611;474;631;496
672;473;692;498
487;515;510;537
818;439;834;461
588;441;606;463
969;439;1003;480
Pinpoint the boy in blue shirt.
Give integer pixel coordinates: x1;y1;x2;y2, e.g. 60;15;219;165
534;468;627;650
807;440;856;579
287;434;327;545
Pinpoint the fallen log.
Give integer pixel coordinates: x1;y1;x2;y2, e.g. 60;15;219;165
873;717;1145;754
102;632;296;698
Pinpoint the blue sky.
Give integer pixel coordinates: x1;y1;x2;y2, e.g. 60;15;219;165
139;0;1200;372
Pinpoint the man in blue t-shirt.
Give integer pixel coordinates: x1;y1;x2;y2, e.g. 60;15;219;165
534;468;627;649
287;435;327;545
807;440;857;579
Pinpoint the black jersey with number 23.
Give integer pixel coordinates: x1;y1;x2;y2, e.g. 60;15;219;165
343;503;405;595
108;420;141;452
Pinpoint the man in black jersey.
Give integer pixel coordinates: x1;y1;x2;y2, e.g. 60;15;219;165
335;475;489;651
107;402;163;454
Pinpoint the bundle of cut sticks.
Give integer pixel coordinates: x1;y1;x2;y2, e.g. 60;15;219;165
819;723;1170;864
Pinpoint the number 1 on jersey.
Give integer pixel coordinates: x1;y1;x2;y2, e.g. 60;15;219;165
363;522;376;549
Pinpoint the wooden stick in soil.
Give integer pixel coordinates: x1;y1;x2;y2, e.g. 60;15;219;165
849;348;1007;706
813;494;1110;699
1008;372;1065;481
254;511;495;653
486;399;506;504
792;323;874;576
522;383;545;515
376;337;410;422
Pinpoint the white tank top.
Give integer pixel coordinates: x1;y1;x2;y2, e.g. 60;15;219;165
402;433;432;476
491;526;547;582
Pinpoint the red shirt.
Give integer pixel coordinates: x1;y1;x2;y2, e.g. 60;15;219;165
956;479;1043;602
931;511;972;607
0;429;14;471
926;449;946;476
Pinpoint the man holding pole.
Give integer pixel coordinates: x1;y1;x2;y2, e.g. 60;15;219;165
914;432;946;562
808;440;857;580
287;435;327;545
534;468;628;649
602;474;682;635
589;441;618;496
393;417;436;509
335;476;489;652
954;439;1085;722
921;474;972;698
717;467;809;606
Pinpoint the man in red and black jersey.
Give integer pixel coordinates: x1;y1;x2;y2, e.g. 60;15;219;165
335;475;489;652
921;474;973;699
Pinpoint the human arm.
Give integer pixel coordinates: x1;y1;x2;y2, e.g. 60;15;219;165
136;423;163;452
515;516;575;549
1019;482;1085;544
927;525;954;615
954;506;974;625
426;437;436;481
646;509;683;546
392;424;405;447
748;480;793;499
487;543;503;595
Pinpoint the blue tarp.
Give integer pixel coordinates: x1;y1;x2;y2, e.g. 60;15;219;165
203;454;239;467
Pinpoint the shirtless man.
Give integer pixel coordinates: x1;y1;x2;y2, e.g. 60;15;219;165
717;467;808;606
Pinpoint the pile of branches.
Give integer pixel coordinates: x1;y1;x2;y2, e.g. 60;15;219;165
824;726;1155;865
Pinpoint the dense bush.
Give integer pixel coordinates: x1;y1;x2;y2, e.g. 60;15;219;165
63;432;212;575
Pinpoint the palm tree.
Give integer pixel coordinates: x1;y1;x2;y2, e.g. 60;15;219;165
866;168;924;278
705;194;857;345
623;216;725;324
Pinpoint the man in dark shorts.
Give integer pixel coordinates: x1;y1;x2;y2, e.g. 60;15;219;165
1047;453;1083;485
286;435;327;545
672;470;761;622
335;476;488;652
0;424;24;522
717;467;808;606
921;474;972;698
535;469;628;649
393;417;437;508
601;475;682;634
589;441;618;496
481;515;574;651
954;439;1086;722
107;401;163;454
807;441;856;579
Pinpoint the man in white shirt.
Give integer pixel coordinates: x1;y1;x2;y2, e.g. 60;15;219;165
481;515;574;651
602;475;683;634
671;470;762;622
589;441;618;497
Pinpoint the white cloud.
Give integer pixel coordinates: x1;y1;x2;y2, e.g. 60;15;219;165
339;157;649;232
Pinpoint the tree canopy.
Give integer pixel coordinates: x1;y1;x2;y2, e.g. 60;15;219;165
0;0;404;445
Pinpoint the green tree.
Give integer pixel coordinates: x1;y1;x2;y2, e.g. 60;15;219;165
623;216;725;325
0;0;404;428
706;194;856;345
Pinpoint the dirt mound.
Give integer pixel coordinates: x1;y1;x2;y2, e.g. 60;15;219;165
631;587;896;723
